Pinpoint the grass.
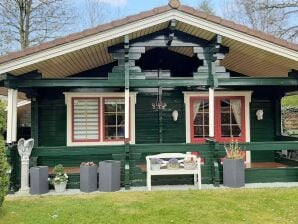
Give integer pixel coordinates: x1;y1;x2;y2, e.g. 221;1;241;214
0;188;298;224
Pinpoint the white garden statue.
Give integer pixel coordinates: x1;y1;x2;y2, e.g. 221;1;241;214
17;138;34;193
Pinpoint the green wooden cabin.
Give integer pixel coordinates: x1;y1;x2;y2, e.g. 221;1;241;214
1;0;298;190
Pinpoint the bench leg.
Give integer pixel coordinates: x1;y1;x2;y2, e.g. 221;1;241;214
147;174;152;191
198;173;202;190
194;174;197;186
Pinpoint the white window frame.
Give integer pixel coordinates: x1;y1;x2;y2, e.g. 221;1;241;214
183;91;253;163
64;92;137;146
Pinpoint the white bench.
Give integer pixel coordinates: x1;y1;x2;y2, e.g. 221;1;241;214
146;153;202;191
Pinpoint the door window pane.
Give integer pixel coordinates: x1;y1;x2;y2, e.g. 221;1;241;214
220;99;242;138
192;99;209;139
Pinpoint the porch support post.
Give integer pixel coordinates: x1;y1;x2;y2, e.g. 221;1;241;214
6;88;18;144
124;35;130;140
209;88;215;137
124;35;131;190
274;95;283;136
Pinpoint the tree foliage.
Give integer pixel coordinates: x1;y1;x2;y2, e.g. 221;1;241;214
0;136;9;208
197;0;215;15
0;100;6;135
222;0;298;42
79;0;125;29
0;0;75;54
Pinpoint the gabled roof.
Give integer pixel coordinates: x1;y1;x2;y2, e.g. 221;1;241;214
0;0;297;78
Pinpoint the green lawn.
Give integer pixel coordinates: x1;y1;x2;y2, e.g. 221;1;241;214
0;188;297;224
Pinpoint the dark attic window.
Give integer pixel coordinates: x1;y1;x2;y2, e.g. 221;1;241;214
136;47;202;78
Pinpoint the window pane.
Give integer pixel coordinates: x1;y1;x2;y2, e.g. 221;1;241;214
204;113;209;125
221;125;232;137
104;98;126;140
117;104;125;112
194;126;204;138
192;99;209;139
104;104;116;113
105;115;116;126
73;98;99;141
220;99;242;138
232;125;241;137
105;127;116;139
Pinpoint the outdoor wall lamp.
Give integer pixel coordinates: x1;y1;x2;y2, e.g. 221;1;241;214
256;109;264;120
172;110;178;121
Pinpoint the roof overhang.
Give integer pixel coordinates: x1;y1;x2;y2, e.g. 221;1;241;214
0;6;297;78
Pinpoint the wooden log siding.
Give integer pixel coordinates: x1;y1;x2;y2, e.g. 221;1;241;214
13;141;295;189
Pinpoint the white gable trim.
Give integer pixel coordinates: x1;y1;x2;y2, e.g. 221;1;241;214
173;11;297;61
0;9;297;74
0;11;176;74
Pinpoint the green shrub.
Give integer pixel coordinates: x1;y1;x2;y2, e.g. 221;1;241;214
0;137;9;207
282;95;298;107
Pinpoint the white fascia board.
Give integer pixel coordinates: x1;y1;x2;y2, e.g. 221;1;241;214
0;11;176;74
173;11;298;61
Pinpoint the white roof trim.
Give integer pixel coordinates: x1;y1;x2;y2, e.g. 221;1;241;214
5;100;31;111
173;10;298;61
0;9;297;75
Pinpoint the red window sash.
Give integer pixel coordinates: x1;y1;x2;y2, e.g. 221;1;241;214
190;96;246;143
215;96;246;143
190;96;209;143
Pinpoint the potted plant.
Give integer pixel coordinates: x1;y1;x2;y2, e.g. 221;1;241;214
184;156;196;170
167;158;180;170
150;158;163;171
223;140;246;188
80;161;98;192
51;164;68;193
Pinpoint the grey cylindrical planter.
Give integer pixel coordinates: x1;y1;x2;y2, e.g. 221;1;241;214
98;160;120;192
223;158;245;188
80;165;98;192
30;166;49;195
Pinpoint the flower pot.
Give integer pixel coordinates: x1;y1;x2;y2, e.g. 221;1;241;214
223;158;245;188
150;164;160;171
54;182;67;193
98;160;121;192
80;165;98;192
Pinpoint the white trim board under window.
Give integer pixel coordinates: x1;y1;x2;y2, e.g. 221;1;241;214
64;92;137;146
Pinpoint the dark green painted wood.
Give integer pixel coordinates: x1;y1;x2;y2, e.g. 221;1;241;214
274;97;282;136
38;96;66;147
250;99;275;162
218;77;298;86
109;29;209;50
135;91;186;144
31;98;39;147
4;77;298;89
245;168;298;183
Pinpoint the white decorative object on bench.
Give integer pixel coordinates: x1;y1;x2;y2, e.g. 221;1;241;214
146;153;201;191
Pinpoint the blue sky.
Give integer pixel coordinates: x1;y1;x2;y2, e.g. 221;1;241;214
75;0;222;17
107;0;221;15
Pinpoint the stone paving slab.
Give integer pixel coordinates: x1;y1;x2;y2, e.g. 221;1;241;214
7;182;298;198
